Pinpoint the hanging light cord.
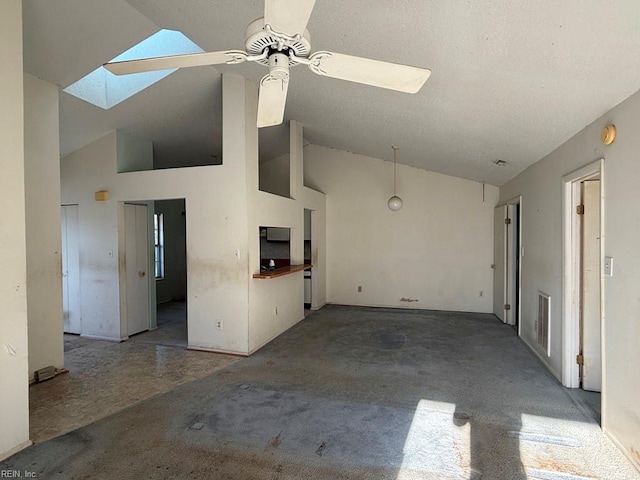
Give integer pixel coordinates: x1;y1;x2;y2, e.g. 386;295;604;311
387;145;403;211
392;146;399;196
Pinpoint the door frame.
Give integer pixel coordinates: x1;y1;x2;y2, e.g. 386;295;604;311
493;205;508;322
562;159;605;395
493;197;523;334
505;196;523;336
303;208;312;309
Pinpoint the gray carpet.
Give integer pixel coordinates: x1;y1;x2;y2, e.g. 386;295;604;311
4;305;638;479
129;300;188;348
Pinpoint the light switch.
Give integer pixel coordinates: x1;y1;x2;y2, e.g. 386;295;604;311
604;256;613;276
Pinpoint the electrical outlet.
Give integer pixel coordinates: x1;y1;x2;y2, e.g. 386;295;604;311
604;256;613;276
357;285;362;293
216;319;223;330
479;290;484;297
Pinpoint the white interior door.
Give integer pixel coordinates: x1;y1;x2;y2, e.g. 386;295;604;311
61;204;81;334
505;203;521;327
581;180;601;392
493;205;507;322
125;203;150;336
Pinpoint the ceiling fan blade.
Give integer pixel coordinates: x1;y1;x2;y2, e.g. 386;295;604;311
264;0;316;35
257;75;290;128
103;50;247;75
308;51;431;93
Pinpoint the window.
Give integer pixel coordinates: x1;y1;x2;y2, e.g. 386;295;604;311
63;29;204;109
154;213;164;279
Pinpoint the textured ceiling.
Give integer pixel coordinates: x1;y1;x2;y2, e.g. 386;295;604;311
22;0;640;185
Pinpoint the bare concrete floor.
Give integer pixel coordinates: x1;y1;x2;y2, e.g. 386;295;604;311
10;306;639;479
29;329;239;444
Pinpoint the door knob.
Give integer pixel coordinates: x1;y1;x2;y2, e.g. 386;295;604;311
138;271;146;277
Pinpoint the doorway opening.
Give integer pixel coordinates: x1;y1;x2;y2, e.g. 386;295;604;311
562;160;603;422
304;208;312;315
493;197;522;334
126;199;188;348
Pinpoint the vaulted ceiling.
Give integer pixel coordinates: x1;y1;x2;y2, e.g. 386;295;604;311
22;0;640;185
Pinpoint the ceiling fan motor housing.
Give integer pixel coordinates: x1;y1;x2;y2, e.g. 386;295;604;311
269;53;290;79
245;17;311;66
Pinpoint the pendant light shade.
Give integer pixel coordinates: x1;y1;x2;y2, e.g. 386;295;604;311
387;195;403;211
387;145;402;211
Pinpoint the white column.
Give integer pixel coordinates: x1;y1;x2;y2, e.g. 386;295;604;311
24;74;64;379
0;0;32;460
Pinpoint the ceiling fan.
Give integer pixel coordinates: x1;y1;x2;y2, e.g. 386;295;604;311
104;0;431;128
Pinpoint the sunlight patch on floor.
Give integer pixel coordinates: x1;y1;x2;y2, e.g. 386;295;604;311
396;399;471;479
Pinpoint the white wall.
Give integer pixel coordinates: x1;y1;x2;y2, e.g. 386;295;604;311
155;199;187;303
247;117;328;352
259;154;290;198
247;87;301;351
61;134;122;340
500;88;640;470
304;145;498;312
116;130;153;173
248;189;305;353
0;0;31;460
24;74;64;379
60;75;327;359
60;74;254;353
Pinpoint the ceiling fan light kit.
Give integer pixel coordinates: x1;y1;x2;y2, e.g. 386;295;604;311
104;0;431;128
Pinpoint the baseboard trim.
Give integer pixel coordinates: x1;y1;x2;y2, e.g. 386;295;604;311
605;429;640;473
324;301;492;314
187;345;247;357
80;334;127;342
247;315;307;356
520;335;562;383
0;440;32;462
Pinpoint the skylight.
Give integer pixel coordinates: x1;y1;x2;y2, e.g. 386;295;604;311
63;30;204;109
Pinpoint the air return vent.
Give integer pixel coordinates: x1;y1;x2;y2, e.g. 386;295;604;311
537;292;551;356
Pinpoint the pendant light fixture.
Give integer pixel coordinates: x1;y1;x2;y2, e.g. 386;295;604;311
387;145;403;211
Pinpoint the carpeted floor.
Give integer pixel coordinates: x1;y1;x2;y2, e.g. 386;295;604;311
6;305;639;479
129;300;188;348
